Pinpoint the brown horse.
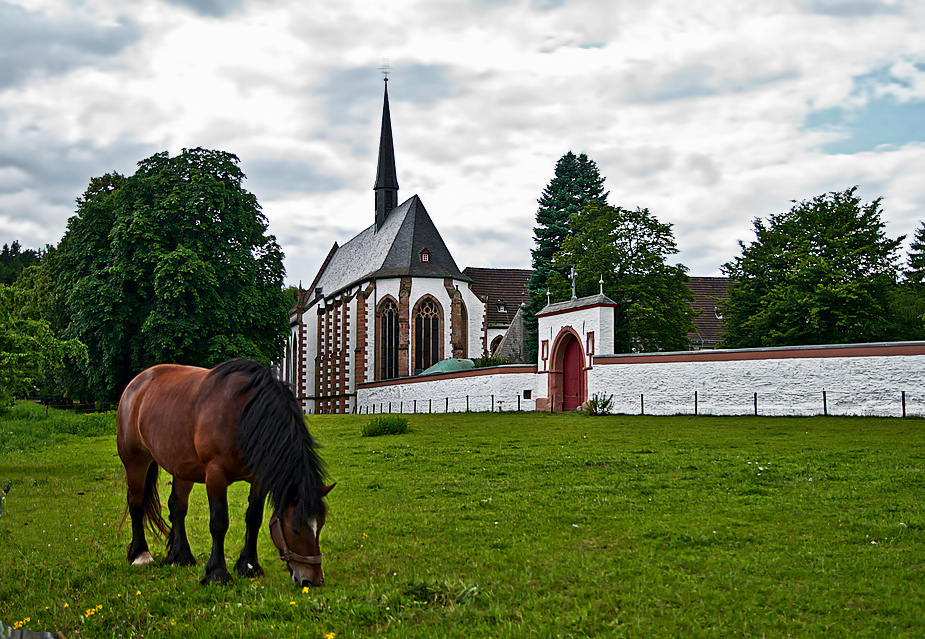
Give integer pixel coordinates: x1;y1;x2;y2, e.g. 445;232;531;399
116;358;334;586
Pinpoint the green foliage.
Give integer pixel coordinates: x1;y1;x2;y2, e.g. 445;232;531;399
49;148;291;401
0;402;113;453
720;187;905;348
470;354;511;368
361;415;410;437
0;284;87;408
552;204;696;353
906;221;925;285
3;412;925;637
0;241;43;285
525;152;608;362
585;393;614;416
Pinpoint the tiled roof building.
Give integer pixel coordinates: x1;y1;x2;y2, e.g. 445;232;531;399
462;267;531;358
685;277;729;349
280;80;487;414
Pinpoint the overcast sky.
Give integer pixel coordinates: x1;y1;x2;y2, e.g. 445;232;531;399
2;0;924;285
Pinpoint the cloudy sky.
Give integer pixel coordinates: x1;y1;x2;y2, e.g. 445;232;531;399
2;0;924;285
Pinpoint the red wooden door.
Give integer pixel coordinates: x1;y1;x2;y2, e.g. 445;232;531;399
562;337;584;411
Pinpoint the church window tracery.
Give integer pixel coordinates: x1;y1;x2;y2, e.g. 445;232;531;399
413;296;442;373
377;297;399;380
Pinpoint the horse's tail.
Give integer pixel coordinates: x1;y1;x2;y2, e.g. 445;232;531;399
118;461;170;538
142;461;170;539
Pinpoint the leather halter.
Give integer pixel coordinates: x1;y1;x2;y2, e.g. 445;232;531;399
268;513;323;565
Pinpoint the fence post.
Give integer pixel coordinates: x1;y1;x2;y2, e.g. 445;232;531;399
400;401;403;414
823;390;827;416
429;399;432;414
754;392;758;416
694;391;698;416
389;402;392;414
446;397;449;413
414;399;417;414
492;395;495;412
641;394;645;416
466;395;469;412
902;391;906;418
518;395;521;411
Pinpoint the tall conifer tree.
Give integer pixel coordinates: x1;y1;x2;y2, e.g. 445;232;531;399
524;152;607;362
906;221;925;284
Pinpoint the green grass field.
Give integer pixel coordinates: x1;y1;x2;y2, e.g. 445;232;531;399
1;402;924;638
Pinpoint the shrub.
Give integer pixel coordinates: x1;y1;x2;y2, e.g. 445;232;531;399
471;355;511;368
586;393;614;416
362;415;410;437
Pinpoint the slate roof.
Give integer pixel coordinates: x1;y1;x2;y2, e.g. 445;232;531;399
684;277;730;347
537;293;618;317
493;306;528;363
310;194;470;302
463;267;531;327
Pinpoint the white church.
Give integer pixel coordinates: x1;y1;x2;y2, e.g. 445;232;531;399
280;79;490;414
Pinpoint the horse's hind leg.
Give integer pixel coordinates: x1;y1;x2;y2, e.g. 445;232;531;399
234;482;265;578
124;460;155;566
201;467;233;585
165;478;197;567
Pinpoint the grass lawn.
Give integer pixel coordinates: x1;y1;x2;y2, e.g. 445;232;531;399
1;402;924;637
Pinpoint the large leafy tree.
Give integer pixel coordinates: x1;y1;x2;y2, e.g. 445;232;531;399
0;282;86;409
524;152;608;361
551;204;695;353
719;187;904;348
52;148;291;401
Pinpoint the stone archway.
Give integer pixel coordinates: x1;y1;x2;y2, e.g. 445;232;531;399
548;328;587;412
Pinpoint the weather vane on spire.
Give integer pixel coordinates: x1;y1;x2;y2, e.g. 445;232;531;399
379;58;392;82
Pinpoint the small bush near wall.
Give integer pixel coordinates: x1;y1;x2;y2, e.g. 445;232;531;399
362;415;410;437
471;355;511;368
586;393;615;416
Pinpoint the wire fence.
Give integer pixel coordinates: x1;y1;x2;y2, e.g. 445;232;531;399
356;389;924;418
593;388;925;418
357;393;534;415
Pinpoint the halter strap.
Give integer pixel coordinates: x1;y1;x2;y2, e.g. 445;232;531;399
269;513;323;565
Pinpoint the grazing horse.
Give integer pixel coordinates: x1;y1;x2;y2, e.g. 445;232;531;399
116;358;334;586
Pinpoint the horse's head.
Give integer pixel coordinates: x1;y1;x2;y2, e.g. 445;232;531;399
269;483;336;587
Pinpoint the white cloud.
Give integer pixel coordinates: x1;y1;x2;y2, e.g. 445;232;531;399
1;0;925;285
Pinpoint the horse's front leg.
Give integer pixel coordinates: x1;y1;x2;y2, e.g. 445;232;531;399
165;477;196;567
234;482;265;578
201;468;233;585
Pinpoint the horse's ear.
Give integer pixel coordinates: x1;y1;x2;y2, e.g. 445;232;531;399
321;483;336;497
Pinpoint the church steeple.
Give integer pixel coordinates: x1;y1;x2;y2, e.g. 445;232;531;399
374;78;399;230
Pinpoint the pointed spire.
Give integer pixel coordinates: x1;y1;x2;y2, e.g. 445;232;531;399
374;77;399;230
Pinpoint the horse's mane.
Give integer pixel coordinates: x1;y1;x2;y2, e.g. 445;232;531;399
209;358;327;523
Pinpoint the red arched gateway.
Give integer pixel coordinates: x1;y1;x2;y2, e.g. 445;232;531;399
548;328;587;412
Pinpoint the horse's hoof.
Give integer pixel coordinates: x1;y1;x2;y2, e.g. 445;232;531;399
167;556;197;567
200;570;233;586
131;551;154;566
235;561;264;578
166;551;197;567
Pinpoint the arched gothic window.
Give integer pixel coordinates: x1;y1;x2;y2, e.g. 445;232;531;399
414;296;442;374
377;297;399;380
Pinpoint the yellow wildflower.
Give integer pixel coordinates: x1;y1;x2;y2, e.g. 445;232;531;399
302;586;310;594
325;633;337;639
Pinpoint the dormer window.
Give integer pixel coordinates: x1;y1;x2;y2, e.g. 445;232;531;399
496;300;507;313
420;249;430;263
